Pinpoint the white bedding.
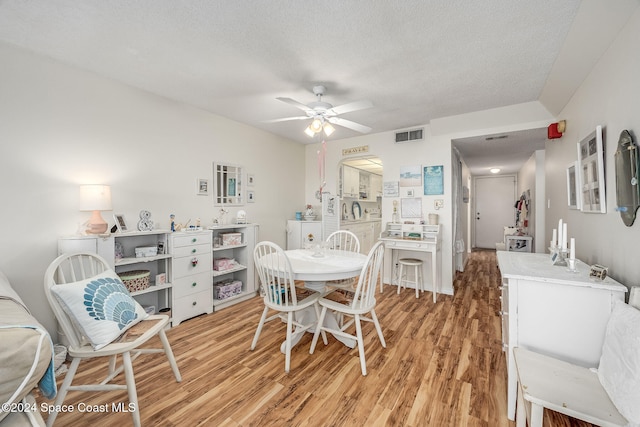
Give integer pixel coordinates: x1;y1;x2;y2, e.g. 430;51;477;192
0;271;55;424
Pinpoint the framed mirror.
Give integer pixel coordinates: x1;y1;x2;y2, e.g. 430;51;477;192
213;162;243;206
614;130;639;226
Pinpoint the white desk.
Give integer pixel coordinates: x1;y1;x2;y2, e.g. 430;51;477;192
378;223;441;300
497;251;627;420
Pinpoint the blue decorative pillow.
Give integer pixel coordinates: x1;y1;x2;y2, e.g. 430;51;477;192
51;270;148;350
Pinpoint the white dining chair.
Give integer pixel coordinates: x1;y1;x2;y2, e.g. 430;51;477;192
43;253;182;427
325;230;361;294
326;230;360;253
309;240;386;376
252;241;327;373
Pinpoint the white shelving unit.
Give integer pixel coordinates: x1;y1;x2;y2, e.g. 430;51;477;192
209;223;259;310
58;230;173;319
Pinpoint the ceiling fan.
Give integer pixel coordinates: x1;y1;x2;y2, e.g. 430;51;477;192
264;85;373;137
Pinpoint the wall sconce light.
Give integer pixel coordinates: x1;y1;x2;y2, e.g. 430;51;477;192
79;184;112;234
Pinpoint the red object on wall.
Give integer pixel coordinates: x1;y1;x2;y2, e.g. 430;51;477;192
548;122;563;139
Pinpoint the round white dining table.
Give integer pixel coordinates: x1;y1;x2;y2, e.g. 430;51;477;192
283;248;367;283
270;248;367;351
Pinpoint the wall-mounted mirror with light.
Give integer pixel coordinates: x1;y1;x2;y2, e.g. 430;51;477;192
614;130;639;226
213;162;243;206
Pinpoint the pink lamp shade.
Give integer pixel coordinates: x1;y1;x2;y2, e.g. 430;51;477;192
79;185;112;234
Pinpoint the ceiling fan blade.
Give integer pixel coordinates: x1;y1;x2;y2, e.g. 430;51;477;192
328;117;372;133
276;97;313;113
262;116;311;123
326;99;373;116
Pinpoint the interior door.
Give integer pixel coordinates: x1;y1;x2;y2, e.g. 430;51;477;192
474;175;516;249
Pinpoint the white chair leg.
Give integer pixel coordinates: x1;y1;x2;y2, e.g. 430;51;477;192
285;312;293;373
414;265;419;299
309;306;328;354
121;351;141;427
313;303;328;345
354;314;367;376
46;357;81;427
397;263;404;294
158;328;182;382
108;355;117;375
370;309;386;347
251;306;269;350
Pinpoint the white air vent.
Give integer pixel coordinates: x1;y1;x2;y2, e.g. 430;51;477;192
395;127;424;143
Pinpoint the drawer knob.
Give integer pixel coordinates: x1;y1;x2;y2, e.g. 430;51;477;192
192;301;197;306
191;282;197;287
191;248;197;253
192;238;197;243
191;258;198;267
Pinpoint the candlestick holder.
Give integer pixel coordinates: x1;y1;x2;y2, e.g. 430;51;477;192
566;258;578;273
549;246;568;266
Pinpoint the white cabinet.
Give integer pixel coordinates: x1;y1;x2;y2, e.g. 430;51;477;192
286;220;322;250
341;220;381;254
369;174;383;198
497;251;627;421
209;224;259;310
168;231;213;326
341;165;360;198
59;231;173;319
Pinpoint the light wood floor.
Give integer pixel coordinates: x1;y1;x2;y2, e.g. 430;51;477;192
38;250;595;426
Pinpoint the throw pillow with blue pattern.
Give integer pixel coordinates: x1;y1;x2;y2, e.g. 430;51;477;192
51;270;148;350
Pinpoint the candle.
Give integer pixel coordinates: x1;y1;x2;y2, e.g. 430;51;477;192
558;219;563;248
562;223;568;251
570;237;575;260
552;229;557;247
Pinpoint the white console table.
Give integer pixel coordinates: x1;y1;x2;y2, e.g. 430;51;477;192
496;251;627;420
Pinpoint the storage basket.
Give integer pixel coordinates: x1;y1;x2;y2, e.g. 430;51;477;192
214;280;242;300
118;270;150;293
221;232;242;246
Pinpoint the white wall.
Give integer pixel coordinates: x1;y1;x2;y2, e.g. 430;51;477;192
0;42;305;337
304;128;456;294
545;7;640;290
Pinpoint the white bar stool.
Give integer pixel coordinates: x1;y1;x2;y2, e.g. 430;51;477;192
396;258;423;298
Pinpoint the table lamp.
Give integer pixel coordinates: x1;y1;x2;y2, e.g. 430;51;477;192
79;184;112;234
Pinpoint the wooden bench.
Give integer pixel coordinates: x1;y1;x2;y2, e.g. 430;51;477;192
513;347;628;427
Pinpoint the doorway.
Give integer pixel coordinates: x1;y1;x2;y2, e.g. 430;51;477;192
474;175;516;249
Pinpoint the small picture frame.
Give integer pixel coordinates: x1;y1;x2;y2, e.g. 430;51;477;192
247;174;255;187
247;191;255;203
197;178;209;196
155;273;166;286
113;214;128;233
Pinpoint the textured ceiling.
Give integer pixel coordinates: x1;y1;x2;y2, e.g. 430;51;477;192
0;0;636;172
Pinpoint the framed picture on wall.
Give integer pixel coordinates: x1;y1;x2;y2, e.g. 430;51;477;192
577;125;606;213
423;165;444;195
566;161;581;209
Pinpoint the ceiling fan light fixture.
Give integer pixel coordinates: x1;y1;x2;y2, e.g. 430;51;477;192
310;118;323;132
304;126;316;137
323;122;335;136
